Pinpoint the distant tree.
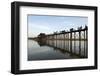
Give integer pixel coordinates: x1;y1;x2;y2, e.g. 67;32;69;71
38;33;46;38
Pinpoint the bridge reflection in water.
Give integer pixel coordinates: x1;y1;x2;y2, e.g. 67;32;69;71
28;39;87;61
38;39;87;58
28;26;88;60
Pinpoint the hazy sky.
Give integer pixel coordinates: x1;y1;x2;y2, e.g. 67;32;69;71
28;15;88;37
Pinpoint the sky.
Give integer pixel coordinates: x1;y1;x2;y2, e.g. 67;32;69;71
28;15;88;37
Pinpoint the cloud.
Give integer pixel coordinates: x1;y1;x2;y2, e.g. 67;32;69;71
29;23;50;30
28;23;53;37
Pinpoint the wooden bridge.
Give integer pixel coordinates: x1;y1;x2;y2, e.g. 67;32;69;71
30;25;88;58
37;25;88;41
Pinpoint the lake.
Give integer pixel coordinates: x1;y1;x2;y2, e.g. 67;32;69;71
28;39;88;61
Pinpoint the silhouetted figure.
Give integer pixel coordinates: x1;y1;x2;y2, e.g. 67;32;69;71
70;28;74;32
53;32;56;34
78;26;82;30
85;25;88;30
60;30;66;33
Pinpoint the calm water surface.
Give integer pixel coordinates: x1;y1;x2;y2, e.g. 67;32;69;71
28;39;88;61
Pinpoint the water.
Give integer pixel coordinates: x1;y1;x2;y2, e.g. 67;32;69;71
28;39;88;61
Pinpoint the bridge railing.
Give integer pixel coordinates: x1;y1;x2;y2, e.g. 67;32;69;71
46;26;88;41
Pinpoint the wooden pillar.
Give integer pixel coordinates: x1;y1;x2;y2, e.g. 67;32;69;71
84;30;86;57
53;35;54;46
70;31;72;53
61;34;63;48
64;33;65;49
48;35;49;44
56;34;57;47
68;33;69;51
86;29;88;57
47;35;48;44
64;33;65;40
79;30;81;56
74;32;76;54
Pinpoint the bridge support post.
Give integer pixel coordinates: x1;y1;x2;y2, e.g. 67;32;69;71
70;31;72;53
79;30;81;56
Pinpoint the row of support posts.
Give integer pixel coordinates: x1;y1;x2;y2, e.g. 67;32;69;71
45;27;88;57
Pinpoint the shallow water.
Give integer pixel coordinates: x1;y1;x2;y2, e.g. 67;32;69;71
28;39;88;61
